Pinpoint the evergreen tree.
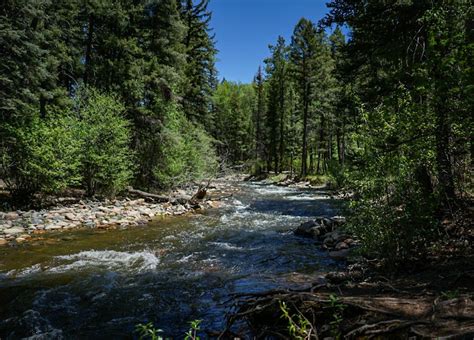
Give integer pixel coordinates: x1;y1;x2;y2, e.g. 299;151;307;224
179;0;217;125
265;36;289;173
253;66;266;172
290;18;319;177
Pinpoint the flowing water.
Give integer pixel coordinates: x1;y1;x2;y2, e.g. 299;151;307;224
0;181;343;339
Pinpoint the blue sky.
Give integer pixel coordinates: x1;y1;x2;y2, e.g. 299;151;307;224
208;0;335;83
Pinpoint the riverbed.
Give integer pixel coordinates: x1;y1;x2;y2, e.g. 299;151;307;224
0;181;343;338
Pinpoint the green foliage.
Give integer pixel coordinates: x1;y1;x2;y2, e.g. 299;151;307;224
328;294;346;339
304;175;329;186
134;320;202;340
184;319;202;340
135;322;164;340
154;106;217;189
212;81;255;164
327;160;348;188
344;94;440;262
75;88;134;196
279;301;314;340
1;114;82;199
180;0;218;125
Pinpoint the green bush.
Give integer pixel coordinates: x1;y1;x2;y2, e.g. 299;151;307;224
154;107;218;189
1;114;82;200
75;88;134;196
346;98;439;263
327;159;348;189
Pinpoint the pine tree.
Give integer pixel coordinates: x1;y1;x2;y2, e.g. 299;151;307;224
179;0;217;125
265;36;289;173
290;18;319;177
329;26;347;165
253;66;266;172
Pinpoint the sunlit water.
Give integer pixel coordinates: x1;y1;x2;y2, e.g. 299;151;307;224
0;182;342;339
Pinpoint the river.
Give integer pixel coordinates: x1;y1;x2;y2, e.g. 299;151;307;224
0;181;343;339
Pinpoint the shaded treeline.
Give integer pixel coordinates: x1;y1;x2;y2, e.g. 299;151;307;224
1;0;218;201
214;0;472;261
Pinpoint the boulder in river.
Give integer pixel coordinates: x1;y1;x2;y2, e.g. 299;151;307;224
329;248;351;259
295;220;323;238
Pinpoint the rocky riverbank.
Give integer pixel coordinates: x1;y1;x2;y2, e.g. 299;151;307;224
294;216;359;259
0;188;229;246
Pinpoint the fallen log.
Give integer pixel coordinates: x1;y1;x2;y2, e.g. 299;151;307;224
127;186;209;205
126;187;169;203
226;291;474;339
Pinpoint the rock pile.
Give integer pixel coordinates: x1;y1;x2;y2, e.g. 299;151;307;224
294;216;358;259
0;198;219;245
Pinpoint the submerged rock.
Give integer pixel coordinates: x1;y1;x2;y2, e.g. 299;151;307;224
329;248;351;259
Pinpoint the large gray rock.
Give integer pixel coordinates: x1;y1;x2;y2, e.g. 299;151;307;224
45;224;62;231
295;220;323;238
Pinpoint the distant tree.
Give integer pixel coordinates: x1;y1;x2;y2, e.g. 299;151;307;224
265;36;290;173
253;67;266;172
290;18;319;177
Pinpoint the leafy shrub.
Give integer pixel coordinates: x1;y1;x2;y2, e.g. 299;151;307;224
154;107;217;189
346;97;439;263
1;114;82;201
327;159;348;189
75;88;134;196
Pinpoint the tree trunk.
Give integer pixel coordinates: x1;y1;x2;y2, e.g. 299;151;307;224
435;105;455;203
84;14;94;85
301;88;309;178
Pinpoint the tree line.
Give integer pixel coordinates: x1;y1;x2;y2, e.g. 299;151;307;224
214;0;472;261
1;0;219;202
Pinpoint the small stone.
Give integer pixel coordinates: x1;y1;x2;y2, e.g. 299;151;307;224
19;234;31;239
0;238;7;246
335;241;349;250
84;221;96;228
207;200;222;209
45;224;62;231
5;212;19;220
64;213;77;221
15;237;26;243
4;227;25;235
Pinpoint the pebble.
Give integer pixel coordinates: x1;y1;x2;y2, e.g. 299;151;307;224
4;227;25;235
0;238;7;245
5;212;19;220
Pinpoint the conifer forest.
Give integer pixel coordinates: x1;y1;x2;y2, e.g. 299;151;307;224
0;1;472;338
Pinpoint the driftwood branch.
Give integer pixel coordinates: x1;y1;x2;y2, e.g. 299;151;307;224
126;187;169;203
226;290;474;338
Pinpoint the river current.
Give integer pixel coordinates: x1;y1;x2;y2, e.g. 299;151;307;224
0;181;342;339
